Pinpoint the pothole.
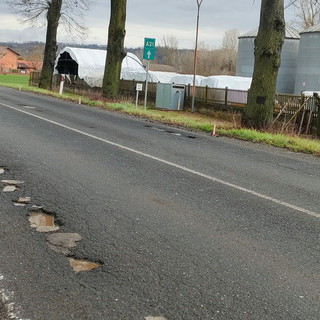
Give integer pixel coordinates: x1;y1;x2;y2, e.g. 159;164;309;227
22;106;36;109
15;197;31;205
14;197;31;207
3;185;18;192
68;258;100;273
46;233;81;255
2;180;24;192
1;180;25;185
28;212;59;233
13;202;26;207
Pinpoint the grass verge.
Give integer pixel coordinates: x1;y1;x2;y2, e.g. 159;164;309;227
0;78;319;157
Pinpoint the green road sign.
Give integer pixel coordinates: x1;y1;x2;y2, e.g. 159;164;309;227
143;38;156;60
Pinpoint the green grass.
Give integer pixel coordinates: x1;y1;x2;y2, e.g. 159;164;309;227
0;74;30;86
219;128;320;156
1;79;320;157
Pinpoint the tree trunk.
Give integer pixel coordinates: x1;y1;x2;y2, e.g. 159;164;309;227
102;0;127;97
39;0;62;90
244;0;285;128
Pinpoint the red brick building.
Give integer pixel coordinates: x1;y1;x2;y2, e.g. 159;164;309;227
0;47;20;73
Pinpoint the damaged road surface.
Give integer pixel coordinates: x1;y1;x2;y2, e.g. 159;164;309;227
0;87;319;320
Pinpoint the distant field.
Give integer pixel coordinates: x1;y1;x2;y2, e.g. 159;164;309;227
0;74;30;86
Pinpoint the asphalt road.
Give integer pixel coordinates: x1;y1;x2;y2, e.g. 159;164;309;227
0;86;319;320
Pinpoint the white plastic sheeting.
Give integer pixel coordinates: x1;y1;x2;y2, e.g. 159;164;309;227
171;74;205;86
54;46;147;87
302;91;320;97
200;75;252;90
150;71;178;84
54;47;252;92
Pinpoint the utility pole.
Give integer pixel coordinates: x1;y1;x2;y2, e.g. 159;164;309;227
191;0;204;113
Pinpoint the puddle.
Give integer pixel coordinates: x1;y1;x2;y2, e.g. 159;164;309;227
0;168;4;174
145;317;167;320
29;212;59;232
3;185;18;192
68;258;100;273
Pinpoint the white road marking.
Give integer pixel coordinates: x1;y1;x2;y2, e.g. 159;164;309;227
0;273;30;320
1;102;319;218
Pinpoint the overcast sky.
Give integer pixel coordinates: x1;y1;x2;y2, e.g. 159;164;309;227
0;0;296;49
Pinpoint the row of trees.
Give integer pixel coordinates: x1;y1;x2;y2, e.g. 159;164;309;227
151;29;239;76
5;0;320;128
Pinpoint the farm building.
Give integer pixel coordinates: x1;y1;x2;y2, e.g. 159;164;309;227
294;24;320;94
0;47;20;73
236;25;300;94
54;47;159;87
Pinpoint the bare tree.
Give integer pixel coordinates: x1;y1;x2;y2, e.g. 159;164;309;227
6;0;90;89
222;29;240;52
102;0;127;97
221;29;240;74
25;44;45;70
244;0;285;128
158;34;179;67
289;0;320;29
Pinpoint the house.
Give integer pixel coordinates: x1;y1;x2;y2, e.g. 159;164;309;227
17;60;43;74
0;46;20;73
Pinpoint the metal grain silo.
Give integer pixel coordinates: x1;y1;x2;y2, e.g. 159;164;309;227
236;25;300;94
294;24;320;94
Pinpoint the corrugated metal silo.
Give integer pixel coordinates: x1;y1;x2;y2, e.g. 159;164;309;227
236;25;300;94
294;24;320;94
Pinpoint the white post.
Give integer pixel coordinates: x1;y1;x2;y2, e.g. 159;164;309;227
177;91;182;111
135;90;139;109
144;60;150;110
59;75;65;95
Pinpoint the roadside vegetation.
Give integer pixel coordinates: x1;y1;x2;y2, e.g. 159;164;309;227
1;74;320;157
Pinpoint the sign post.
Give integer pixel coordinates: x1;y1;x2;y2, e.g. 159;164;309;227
143;38;156;110
135;83;143;108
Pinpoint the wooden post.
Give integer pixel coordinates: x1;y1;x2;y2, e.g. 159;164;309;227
312;93;320;137
225;87;228;106
317;109;320;138
205;85;208;104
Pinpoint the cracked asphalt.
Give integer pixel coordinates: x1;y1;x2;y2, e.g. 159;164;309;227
0;87;319;319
